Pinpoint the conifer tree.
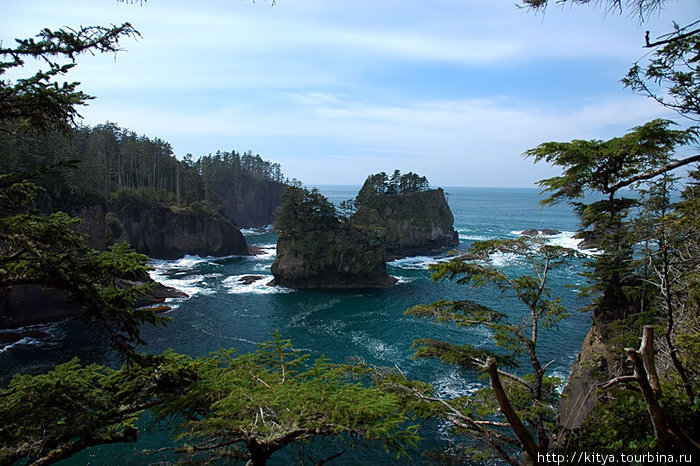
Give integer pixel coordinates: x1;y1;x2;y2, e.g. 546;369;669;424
405;237;577;464
0;23;168;357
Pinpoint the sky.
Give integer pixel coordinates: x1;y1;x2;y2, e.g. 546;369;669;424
3;0;699;187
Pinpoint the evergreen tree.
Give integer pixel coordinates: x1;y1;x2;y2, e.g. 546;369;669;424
0;23;166;357
274;186;339;232
153;332;423;466
404;237;577;464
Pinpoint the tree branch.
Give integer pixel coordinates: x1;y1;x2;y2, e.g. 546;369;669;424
608;155;700;193
485;357;540;461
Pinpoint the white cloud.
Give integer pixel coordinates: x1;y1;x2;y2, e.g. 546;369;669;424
5;0;699;186
79;91;670;186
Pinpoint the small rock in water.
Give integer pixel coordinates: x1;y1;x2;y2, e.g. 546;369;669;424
521;228;539;236
540;228;561;236
238;275;265;285
0;330;50;344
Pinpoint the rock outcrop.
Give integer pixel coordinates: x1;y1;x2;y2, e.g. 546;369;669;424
114;204;250;260
214;177;286;228
1;280;186;331
270;187;396;289
351;188;459;260
271;223;395;289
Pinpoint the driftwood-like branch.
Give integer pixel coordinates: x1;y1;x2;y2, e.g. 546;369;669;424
601;375;638;389
625;347;673;449
639;325;661;398
644;25;700;48
485;357;540;461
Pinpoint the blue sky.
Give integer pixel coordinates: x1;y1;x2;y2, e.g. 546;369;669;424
4;0;699;187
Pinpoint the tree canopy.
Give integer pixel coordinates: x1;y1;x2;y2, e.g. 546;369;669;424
405;237;577;464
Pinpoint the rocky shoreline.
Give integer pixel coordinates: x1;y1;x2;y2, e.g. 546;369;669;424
0;280;187;346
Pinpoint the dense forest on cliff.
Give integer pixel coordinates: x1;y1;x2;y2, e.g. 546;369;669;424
0;122;293;227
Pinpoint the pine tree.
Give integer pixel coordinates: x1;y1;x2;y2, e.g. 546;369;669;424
404;237;577;464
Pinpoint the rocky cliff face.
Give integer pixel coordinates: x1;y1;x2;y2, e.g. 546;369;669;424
70;203;108;251
114;205;250;260
271;224;395;289
212;177;286;228
351;188;459;259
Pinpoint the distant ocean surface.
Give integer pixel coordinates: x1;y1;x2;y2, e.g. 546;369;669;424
0;186;593;465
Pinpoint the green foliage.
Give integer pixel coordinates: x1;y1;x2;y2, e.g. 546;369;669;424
526;119;697;320
568;378;700;452
410;337;519;370
0;24;140;135
355;170;430;207
624;22;700;121
0;350;200;465
520;0;666;18
274;186;339;232
0;200;167;354
405;236;576;462
112;186;173;208
0;24;168;357
153;332;423;465
1;334;427;466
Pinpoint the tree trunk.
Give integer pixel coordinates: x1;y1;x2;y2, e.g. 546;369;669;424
485;357;540;461
626;347;673;449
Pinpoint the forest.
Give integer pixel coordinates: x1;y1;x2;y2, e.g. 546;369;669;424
0;122;292;220
1;0;699;465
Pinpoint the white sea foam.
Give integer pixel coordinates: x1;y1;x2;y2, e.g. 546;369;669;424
509;230;600;255
393;276;416;284
459;234;495;241
249;245;277;261
240;225;272;236
148;270;217;297
433;368;481;399
0;322;64;353
0;337;43;353
149;254;210;272
222;274;294;295
251;263;271;272
287;299;341;328
350;331;401;362
388;255;451;270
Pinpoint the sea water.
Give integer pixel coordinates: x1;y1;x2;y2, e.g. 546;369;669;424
0;186;593;465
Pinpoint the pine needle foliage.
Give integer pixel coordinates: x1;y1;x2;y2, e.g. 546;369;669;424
0;350;200;465
152;331;423;466
405;236;577;464
0;23;170;357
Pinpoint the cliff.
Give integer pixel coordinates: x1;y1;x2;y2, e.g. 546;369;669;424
112;203;250;260
212;176;286;228
351;188;459;259
271;224;395;289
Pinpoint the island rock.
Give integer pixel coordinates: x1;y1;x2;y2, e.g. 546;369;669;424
351;181;459;260
270;187;395;289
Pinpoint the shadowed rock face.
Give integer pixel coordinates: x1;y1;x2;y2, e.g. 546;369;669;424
351;188;459;260
271;223;396;289
214;178;286;228
115;206;250;260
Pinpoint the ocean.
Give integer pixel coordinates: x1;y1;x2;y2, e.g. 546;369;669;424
0;186;593;465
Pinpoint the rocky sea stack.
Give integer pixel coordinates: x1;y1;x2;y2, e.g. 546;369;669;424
270;187;395;289
270;172;459;289
351;171;459;260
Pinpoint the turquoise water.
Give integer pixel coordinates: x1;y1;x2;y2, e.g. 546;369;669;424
0;186;592;464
